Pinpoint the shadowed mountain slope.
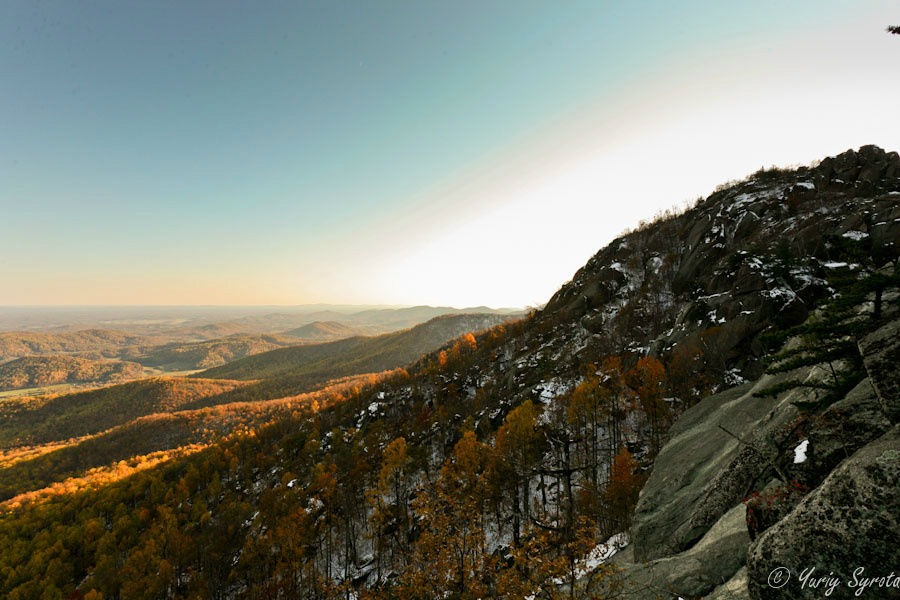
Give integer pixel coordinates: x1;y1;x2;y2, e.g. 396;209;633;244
194;313;515;382
281;320;367;341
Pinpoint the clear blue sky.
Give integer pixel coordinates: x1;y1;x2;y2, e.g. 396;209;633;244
1;1;897;306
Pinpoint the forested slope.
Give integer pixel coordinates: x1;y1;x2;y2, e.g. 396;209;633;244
0;378;246;447
0;356;144;391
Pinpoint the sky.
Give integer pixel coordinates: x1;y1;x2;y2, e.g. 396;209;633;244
1;1;898;308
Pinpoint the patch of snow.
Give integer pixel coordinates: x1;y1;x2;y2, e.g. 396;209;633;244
795;181;815;190
536;379;570;403
841;230;869;241
729;192;759;211
582;533;628;570
724;368;747;386
767;287;797;303
793;439;809;464
551;533;629;585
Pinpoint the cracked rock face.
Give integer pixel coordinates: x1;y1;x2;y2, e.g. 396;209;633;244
859;320;900;424
629;382;757;562
746;425;900;600
629;369;812;563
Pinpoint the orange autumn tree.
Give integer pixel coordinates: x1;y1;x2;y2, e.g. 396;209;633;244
596;356;633;466
605;447;642;531
451;332;477;361
496;516;623;600
625;356;668;456
568;370;603;488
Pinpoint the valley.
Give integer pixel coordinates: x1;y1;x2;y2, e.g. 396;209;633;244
0;307;519;396
0;311;517;511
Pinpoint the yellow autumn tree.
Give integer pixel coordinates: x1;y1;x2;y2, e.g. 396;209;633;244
495;399;540;546
398;432;495;599
368;437;412;577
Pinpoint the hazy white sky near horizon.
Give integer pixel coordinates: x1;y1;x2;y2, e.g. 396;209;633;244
1;1;898;308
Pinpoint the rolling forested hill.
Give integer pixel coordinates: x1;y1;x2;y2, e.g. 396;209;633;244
0;328;152;363
128;334;299;370
0;377;248;447
0;355;144;391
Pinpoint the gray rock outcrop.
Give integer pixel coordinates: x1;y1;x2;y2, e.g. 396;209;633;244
631;371;810;562
859;319;900;424
626;311;900;599
617;503;751;599
746;425;900;599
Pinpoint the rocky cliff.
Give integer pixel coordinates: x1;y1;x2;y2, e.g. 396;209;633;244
618;308;900;598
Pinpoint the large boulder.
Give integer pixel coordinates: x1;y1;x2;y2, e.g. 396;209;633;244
745;378;891;541
801;378;892;483
813;145;900;195
616;503;751;600
705;568;750;600
869;199;900;251
669;374;819;555
746;425;900;599
630;382;751;562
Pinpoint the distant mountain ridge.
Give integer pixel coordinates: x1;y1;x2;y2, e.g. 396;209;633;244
194;312;515;382
282;305;522;335
0;307;523;382
281;321;366;341
128;334;299;371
